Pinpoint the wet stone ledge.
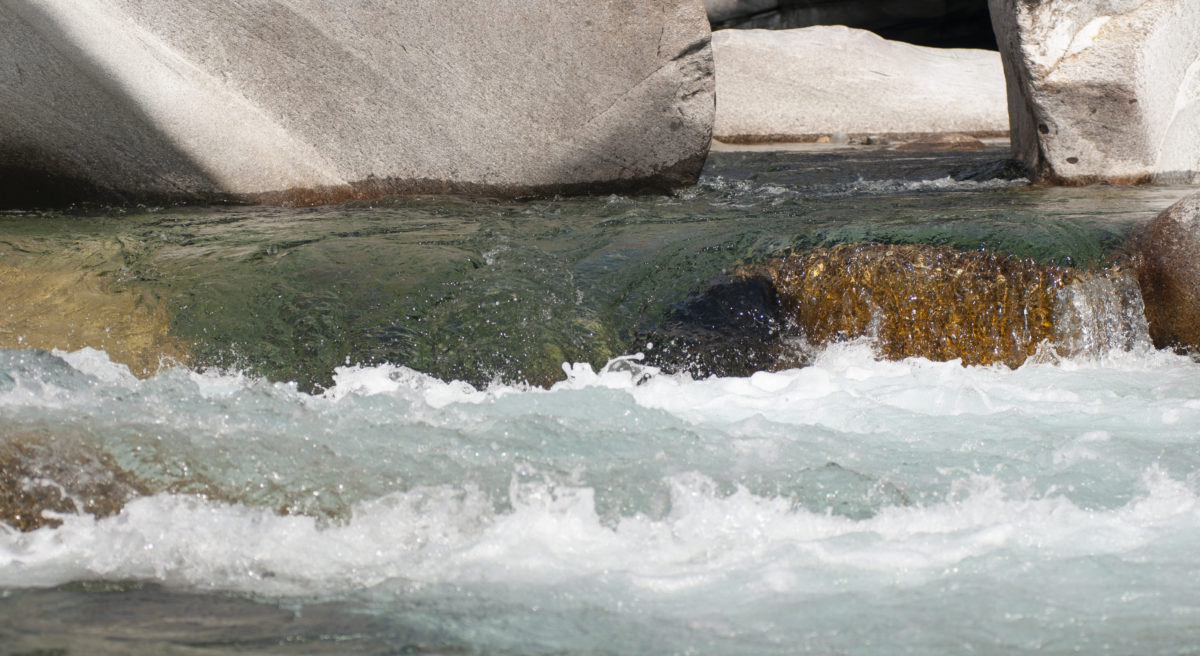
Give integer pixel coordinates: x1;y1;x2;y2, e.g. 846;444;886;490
643;242;1149;377
759;243;1070;367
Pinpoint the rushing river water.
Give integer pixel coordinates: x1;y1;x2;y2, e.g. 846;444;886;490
2;147;1199;655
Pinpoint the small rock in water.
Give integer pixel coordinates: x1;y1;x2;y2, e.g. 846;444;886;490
0;433;150;531
1131;192;1200;352
644;243;1096;376
639;275;793;378
896;133;988;151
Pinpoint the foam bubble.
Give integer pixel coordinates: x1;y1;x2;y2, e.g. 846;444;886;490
1;466;1194;599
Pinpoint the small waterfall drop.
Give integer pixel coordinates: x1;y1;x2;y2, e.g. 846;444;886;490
1052;264;1153;359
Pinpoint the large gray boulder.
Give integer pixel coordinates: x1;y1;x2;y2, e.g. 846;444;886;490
0;0;715;206
712;26;1008;143
989;0;1200;185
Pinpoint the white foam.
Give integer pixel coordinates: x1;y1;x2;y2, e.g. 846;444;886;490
51;347;139;386
3;345;1200;604
694;174;1027;202
324;362;513;408
0;466;1193;598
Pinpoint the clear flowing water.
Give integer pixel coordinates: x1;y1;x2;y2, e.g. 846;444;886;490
2;148;1199;655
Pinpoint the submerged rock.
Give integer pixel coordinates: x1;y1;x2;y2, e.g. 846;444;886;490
0;255;188;377
757;243;1071;367
1132;192;1200;352
0;0;714;207
0;434;149;531
989;0;1200;184
641;275;795;377
896;133;989;151
646;242;1152;376
711;26;1008;144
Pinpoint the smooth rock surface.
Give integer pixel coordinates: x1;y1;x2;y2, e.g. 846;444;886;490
711;26;1008;143
1133;192;1200;351
989;0;1200;185
0;0;715;206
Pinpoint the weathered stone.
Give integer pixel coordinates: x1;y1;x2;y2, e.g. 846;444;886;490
712;26;1008;144
988;0;1200;185
705;0;780;25
1132;192;1200;351
0;1;715;206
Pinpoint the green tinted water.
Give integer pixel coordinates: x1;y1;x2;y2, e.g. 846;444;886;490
1;148;1190;388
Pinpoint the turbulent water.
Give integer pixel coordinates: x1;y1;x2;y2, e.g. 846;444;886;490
2;148;1200;655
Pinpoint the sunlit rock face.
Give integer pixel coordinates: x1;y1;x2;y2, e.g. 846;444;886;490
711;26;1008;144
989;0;1200;185
0;0;715;207
1133;192;1200;352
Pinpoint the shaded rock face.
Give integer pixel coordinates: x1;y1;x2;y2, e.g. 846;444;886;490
0;1;715;207
1132;192;1200;351
645;243;1150;376
641;275;794;378
712;26;1008;143
989;0;1200;185
704;0;997;49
